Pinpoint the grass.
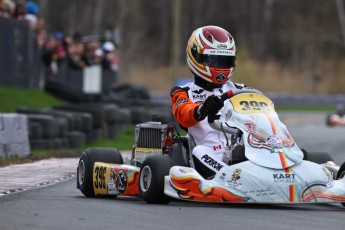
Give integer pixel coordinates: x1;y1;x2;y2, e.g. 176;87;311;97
30;126;135;156
0;86;64;112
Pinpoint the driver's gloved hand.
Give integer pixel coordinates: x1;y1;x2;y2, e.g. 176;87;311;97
198;95;224;118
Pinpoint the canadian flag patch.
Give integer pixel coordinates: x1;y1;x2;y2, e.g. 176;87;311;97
213;145;222;151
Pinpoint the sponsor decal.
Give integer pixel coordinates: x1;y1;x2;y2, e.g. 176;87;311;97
116;169;127;193
216;73;226;82
231;168;241;181
203;49;235;56
192;94;207;100
179;167;195;174
174;98;188;110
108;168;117;195
201;154;224;171
242;187;277;197
225;109;233;121
192;89;205;94
135;147;162;156
217;44;227;49
266;135;283;148
322;167;334;188
270;148;283;153
225;168;242;189
273;173;297;183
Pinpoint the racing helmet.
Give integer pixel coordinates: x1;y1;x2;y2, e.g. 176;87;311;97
186;26;236;87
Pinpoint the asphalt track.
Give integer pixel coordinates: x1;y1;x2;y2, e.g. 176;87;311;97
1;112;345;230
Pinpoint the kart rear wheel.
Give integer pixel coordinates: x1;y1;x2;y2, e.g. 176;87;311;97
336;162;345;207
303;151;334;164
326;114;334;126
139;154;173;204
77;147;123;197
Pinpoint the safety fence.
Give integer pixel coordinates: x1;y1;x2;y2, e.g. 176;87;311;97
44;59;118;102
0;17;41;88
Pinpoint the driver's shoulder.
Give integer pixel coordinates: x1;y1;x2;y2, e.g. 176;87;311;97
222;81;246;90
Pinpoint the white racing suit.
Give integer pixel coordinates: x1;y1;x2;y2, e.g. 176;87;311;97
170;80;244;178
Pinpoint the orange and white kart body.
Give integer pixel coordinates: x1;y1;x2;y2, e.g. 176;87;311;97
327;113;345;126
164;92;345;204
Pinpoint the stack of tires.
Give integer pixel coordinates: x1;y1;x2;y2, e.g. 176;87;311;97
17;102;132;150
102;84;174;124
54;102;131;140
17;108;90;150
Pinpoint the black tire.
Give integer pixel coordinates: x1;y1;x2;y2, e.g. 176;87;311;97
77;147;123;197
139;155;173;204
66;131;86;148
169;143;190;167
29;122;42;139
326;114;334;126
336;162;345;207
303;151;334;164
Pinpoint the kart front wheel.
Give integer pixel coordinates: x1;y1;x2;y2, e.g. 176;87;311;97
77;147;123;197
139;155;173;204
336;162;345;207
303;151;334;164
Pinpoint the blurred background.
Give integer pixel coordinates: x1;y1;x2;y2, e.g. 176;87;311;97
1;0;345;95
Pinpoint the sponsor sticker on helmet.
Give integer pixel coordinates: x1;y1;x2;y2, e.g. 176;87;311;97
216;73;226;82
203;49;235;56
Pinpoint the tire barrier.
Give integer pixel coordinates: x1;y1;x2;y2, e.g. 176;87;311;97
11;83;175;151
0;113;30;159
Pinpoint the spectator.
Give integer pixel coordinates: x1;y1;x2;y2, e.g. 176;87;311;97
42;34;59;74
13;1;25;20
25;0;39;29
82;40;101;66
34;17;46;48
101;41;119;71
66;41;86;69
53;31;66;61
0;0;15;18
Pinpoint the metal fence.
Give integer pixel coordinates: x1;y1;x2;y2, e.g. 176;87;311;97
0;17;42;88
0;17;118;99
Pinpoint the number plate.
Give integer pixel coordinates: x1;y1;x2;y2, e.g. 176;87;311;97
230;93;275;114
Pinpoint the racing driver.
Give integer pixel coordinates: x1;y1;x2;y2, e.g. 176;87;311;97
170;25;248;179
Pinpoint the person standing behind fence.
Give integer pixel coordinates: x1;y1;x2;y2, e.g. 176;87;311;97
101;41;119;72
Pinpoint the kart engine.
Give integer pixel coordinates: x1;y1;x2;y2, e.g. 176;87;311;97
131;121;168;167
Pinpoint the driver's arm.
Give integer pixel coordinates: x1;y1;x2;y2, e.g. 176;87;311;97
170;86;203;128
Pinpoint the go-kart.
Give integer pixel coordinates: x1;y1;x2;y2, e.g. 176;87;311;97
326;103;345;126
326;113;345;126
77;89;345;206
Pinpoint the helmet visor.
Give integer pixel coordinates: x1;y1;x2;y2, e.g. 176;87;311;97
196;54;236;68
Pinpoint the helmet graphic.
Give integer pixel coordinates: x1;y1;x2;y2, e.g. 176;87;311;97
186;26;236;85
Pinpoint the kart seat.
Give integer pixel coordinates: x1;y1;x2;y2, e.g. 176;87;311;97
170;137;191;167
231;145;247;164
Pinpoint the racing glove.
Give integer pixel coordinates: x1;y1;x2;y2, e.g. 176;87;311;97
197;95;224;119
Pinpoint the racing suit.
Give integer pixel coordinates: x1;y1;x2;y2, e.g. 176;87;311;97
170;80;244;178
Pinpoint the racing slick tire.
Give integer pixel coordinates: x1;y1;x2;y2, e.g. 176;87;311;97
336;162;345;207
303;151;334;164
139;154;173;204
77;147;123;197
326;114;334;126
